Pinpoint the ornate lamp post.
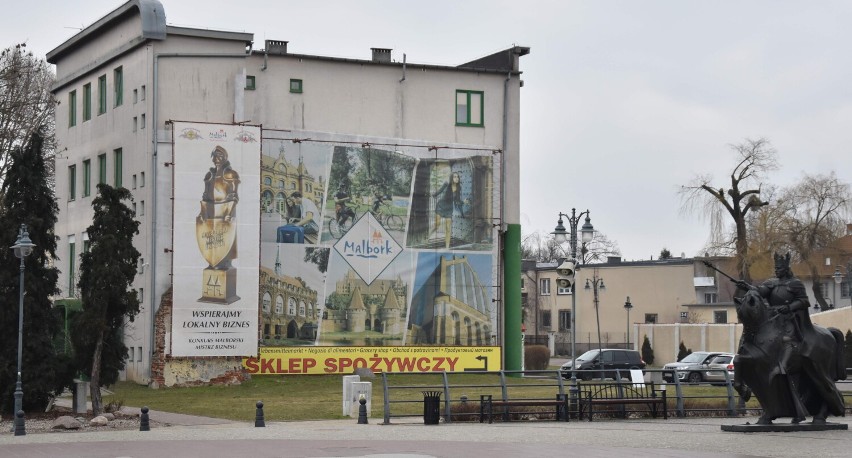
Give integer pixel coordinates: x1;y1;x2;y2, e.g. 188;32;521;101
833;264;851;307
11;224;35;436
624;296;633;349
551;208;594;384
585;271;605;374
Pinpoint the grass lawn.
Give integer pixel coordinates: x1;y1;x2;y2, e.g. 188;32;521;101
103;371;772;421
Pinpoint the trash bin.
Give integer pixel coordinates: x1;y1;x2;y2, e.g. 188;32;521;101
422;391;441;425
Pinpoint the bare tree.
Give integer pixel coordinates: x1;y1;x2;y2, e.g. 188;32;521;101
777;173;850;308
0;43;56;193
680;138;777;283
521;230;620;263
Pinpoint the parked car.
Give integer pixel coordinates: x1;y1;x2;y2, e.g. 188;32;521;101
703;353;735;385
662;351;733;383
560;349;646;380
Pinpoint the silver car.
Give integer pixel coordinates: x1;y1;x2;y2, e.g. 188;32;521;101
702;353;735;385
662;351;732;383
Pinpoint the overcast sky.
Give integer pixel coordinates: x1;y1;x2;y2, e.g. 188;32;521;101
5;1;851;261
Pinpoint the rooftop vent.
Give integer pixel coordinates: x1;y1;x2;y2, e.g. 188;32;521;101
266;40;288;55
371;47;392;63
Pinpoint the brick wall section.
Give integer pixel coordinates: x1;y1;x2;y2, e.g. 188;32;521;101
150;287;249;388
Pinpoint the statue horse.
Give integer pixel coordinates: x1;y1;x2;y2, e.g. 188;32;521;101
734;289;846;424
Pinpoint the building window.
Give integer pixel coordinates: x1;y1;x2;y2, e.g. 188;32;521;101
455;89;484;126
645;314;658;324
140;171;145;187
819;281;829;298
539;278;551;296
140;113;146;129
288;297;296;315
133;116;137;132
139;288;143;303
68;90;77;127
276;296;284;315
704;293;717;304
98;153;107;184
541;310;552;328
557;283;573;295
558;310;571;331
141;85;146;100
132;202;136;214
82;237;90;253
113;66;123;106
680;311;689;322
133;88;138;104
68;165;76;200
82;160;91;197
83;83;92;121
290;79;302;93
114;148;123;187
132;174;137;189
714;311;728;323
98;74;107;115
140;200;145;216
68;238;76;296
842;281;850;298
246;75;256;90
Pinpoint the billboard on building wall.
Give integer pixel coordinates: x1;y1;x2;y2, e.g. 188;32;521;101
171;124;501;368
258;135;499;357
171;122;261;357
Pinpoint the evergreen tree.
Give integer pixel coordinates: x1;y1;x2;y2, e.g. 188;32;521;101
677;341;692;361
0;132;69;413
641;335;655;366
74;184;140;415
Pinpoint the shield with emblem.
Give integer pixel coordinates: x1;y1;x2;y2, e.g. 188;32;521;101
196;201;237;268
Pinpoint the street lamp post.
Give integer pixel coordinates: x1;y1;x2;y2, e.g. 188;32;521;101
833;264;851;307
11;224;35;437
624;296;633;349
585;271;605;375
551;209;594;384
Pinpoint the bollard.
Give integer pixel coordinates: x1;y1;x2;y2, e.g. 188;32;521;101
255;401;266;427
14;410;25;436
140;406;150;431
357;395;368;424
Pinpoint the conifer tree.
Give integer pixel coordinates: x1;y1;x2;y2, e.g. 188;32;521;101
0;132;69;412
677;341;692;361
641;335;655;366
74;184;140;415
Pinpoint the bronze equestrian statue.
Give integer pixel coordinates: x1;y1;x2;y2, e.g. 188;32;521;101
712;253;846;425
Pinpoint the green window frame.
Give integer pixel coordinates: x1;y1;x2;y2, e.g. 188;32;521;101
114;148;123;187
68;90;77;127
455;89;484;127
68;240;76;297
113;66;123;107
68;165;76;201
98;153;107;185
98;75;107;115
82;159;91;197
290;79;303;93
83;83;92;121
246;75;256;90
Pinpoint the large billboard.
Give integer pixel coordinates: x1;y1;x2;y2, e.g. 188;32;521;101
172;124;501;367
171;122;261;357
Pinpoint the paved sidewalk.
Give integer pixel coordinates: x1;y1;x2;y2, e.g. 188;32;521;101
1;412;850;457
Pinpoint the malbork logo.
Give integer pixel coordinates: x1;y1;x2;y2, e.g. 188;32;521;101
334;213;402;284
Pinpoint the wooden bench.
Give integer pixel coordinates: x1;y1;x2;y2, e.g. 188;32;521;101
579;382;667;421
479;394;570;423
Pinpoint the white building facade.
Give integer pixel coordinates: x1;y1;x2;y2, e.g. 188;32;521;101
48;0;527;384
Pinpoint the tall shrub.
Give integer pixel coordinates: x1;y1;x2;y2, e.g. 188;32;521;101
641;335;655;366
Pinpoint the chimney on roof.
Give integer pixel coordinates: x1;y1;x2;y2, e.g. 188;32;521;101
371;47;392;63
266;40;288;55
607;256;621;264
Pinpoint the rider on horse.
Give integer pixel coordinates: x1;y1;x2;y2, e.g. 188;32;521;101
736;252;814;375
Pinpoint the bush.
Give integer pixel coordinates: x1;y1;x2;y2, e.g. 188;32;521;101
524;345;550;370
677;342;692;362
641;335;655;366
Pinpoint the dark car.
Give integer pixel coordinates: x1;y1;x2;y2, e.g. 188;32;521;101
560;349;646;380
